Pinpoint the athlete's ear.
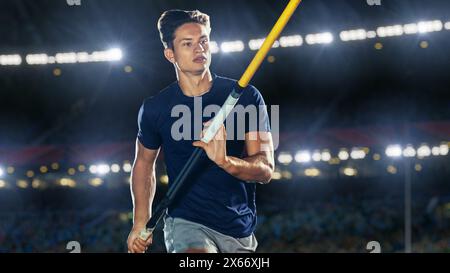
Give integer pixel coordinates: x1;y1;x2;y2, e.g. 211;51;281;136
164;48;175;64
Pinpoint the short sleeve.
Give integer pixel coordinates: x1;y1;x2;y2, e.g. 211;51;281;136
137;99;162;149
242;85;271;134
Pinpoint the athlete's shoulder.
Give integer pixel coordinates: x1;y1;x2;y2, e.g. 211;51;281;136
143;81;178;107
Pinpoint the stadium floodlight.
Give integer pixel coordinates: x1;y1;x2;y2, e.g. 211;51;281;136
105;48;123;61
306;32;333;44
386;145;402;157
0;180;6;188
16;180;28;189
59;178;76;188
221;41;245;53
304;168;320;177
366;31;377;38
445;22;450;30
249;38;280;51
89;178;104;187
97;164;110;175
431;146;440;156
6;167;14;175
279;35;303;47
56;52;77;64
0;54;22;66
417;20;443;33
0;167;4;177
123;162;132;173
111;164;121;173
295;150;311;163
431;143;448;156
249;39;265;51
440;143;449;156
91;51;106;62
402;20;443;35
377;25;403;37
403;23;418;34
209;41;220;54
26;54;48;65
387;165;397;174
350;148;366;160
343;167;357;176
312;150;322;162
321;150;332;161
76;52;90;63
402;145;416;157
277;152;293;165
340;30;351;41
91;48;123;62
340;29;367;41
160;175;169;185
272;171;282;180
417;144;431;157
338;150;350;160
89;165;98;174
25;48;123;65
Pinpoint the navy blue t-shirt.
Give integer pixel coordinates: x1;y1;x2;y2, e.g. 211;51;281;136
137;73;271;238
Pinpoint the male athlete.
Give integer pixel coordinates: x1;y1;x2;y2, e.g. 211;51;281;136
127;9;275;253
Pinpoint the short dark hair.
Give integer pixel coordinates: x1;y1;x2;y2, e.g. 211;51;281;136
157;9;211;49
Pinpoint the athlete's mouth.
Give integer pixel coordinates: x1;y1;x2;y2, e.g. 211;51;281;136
193;56;207;63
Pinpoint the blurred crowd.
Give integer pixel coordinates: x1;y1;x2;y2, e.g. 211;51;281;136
255;194;450;253
1;189;449;253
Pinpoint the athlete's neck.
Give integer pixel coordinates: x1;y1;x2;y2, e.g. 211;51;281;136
176;70;213;97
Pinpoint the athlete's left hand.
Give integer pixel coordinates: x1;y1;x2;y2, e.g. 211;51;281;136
193;120;228;167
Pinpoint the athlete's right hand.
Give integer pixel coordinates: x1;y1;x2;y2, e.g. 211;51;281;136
127;226;152;253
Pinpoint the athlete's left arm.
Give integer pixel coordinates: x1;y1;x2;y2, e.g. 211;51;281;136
219;131;275;184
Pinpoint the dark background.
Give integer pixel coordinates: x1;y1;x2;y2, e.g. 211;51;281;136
1;0;449;146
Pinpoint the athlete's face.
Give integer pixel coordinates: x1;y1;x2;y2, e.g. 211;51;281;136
164;23;211;75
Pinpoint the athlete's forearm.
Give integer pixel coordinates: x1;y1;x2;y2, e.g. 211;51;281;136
218;153;274;184
130;160;156;227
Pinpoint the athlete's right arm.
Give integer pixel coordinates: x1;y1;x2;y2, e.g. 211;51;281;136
127;139;160;253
